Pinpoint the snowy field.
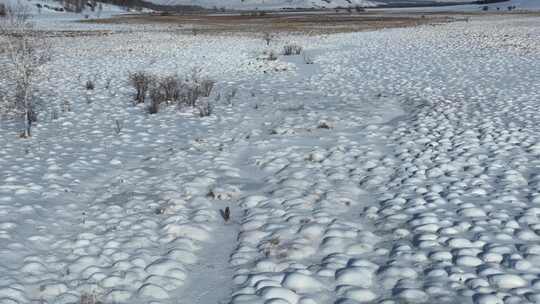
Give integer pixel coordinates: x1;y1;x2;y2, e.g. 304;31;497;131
1;10;540;304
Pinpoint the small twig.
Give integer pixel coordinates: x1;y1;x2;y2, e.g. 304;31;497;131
219;206;230;222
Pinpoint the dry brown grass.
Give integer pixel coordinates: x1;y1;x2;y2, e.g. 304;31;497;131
79;293;103;304
82;11;455;35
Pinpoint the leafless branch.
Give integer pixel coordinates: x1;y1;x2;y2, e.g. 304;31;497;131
1;2;52;137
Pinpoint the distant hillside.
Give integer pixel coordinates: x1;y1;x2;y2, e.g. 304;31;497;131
3;0;537;15
373;0;539;11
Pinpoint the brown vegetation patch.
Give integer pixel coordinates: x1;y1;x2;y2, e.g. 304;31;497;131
83;11;454;34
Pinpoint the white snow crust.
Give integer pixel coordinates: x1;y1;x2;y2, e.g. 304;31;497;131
0;10;540;304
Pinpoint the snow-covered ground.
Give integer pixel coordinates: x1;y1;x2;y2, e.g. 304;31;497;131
1;0;142;22
1;10;540;304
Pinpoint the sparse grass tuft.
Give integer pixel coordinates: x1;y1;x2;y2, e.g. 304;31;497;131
85;80;95;90
267;50;278;61
225;87;237;105
263;32;272;46
282;44;303;56
302;51;314;64
113;119;122;134
80;292;103;304
219;206;230;222
317;120;332;129
262;236;288;259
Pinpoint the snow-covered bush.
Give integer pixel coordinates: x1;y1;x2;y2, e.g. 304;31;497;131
283;44;303;56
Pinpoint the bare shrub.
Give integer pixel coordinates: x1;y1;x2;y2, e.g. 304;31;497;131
2;2;31;26
262;32;272;46
129;71;153;104
148;98;160;114
187;67;202;83
282;44;303;56
197;98;213;117
1;3;51;138
0;4;6;17
147;74;184;113
62;99;71;112
159;75;181;102
317;120;333;129
113;119;122;134
220;206;230;222
178;69;214;107
85;93;92;104
85;80;95;90
225;87;237;105
261;236;288;259
51;108;59;120
302;51;314;64
179;83;200;107
104;78;112;90
129;69;215;114
80;292;103;304
63;0;85;13
267;50;278;61
198;79;215;97
148;85;165;114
